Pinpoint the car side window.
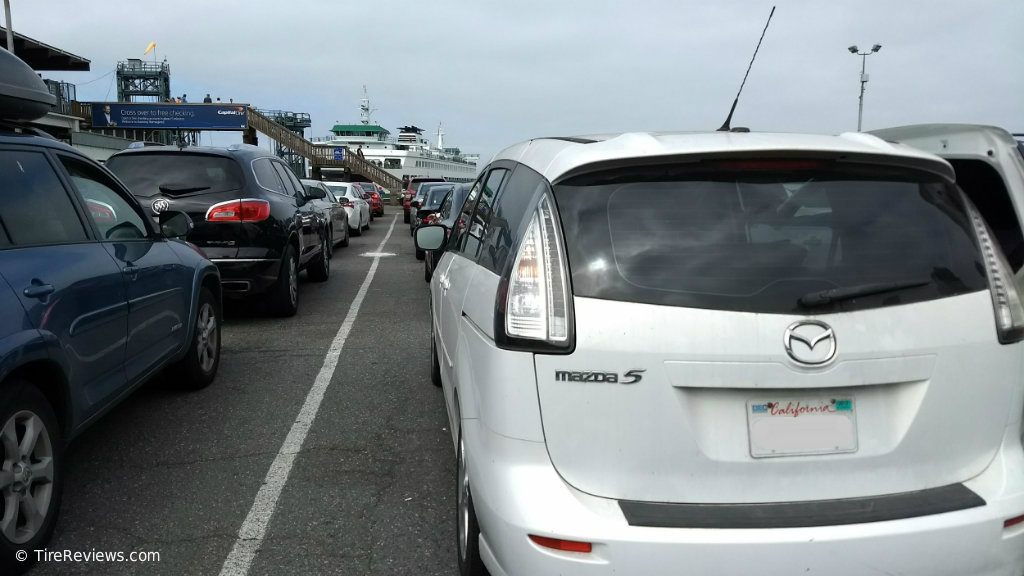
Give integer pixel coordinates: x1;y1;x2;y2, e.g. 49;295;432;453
461;168;509;260
252;158;287;195
478;166;545;274
0;150;88;246
273;162;304;197
450;178;483;254
438;191;455;220
60;156;150;240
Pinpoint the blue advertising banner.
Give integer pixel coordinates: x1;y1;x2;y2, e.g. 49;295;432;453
91;103;249;130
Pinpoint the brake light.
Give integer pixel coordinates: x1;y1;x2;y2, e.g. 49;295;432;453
1005;514;1024;529
966;198;1024;343
206;199;271;222
86;199;117;222
504;195;570;344
712;160;822;171
528;535;591;553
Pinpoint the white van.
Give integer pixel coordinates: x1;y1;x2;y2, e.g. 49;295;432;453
417;128;1024;576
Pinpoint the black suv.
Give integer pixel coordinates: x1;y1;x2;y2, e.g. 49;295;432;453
107;146;330;316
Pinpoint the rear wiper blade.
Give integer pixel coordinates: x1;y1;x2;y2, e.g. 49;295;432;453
158;184;211;194
798;280;932;308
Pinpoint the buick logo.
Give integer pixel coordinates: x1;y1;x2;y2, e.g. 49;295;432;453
784;320;836;366
151;198;171;214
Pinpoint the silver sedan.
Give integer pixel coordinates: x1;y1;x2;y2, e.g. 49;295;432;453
324;182;371;236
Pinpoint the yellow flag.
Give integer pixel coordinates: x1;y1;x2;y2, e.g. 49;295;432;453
143;42;156;56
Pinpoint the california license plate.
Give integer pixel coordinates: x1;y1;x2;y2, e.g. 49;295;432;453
747;397;857;458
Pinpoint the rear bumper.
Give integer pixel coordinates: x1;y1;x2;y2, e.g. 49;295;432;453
465;420;1024;576
210;258;279;296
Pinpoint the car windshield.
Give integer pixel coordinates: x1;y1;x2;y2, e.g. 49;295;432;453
553;160;987;314
106;153;244;198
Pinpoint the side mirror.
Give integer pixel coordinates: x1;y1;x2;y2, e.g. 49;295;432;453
309;187;327;200
159;211;193;238
415;224;447;251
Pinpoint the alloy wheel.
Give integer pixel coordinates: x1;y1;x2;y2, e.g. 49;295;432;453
287;257;298;306
0;410;54;544
195;301;218;374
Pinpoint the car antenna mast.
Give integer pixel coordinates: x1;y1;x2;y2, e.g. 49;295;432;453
717;5;776;132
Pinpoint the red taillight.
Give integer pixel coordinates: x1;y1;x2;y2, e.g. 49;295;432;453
1005;514;1024;529
86;199;116;222
528;535;592;553
206;199;271;222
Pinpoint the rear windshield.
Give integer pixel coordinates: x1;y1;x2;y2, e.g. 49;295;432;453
423;185;454;210
416;183;447;200
553;161;987;314
106;153;244;198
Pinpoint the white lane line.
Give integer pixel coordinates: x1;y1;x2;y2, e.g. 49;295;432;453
219;214;398;576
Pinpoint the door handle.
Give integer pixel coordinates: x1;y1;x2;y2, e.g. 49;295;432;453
123;265;140;280
23;283;55;299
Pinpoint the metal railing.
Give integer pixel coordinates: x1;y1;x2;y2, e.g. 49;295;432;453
246;108;403;193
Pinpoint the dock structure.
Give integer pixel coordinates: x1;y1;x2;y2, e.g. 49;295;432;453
245;108;402;194
71;102;404;195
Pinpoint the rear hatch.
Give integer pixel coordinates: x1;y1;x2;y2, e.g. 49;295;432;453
106;151;246;258
534;157;1024;504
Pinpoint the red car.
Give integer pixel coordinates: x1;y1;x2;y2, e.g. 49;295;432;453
402;177;446;223
353;182;383;217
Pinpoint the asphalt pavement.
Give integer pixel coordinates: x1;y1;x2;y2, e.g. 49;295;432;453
31;207;458;576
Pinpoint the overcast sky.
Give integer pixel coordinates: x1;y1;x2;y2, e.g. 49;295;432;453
10;0;1023;164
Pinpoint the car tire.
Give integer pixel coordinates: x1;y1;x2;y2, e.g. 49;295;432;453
425;259;432;283
340;227;349;247
456;432;487;576
0;380;64;576
415;248;425;261
351;225;361;237
403;212;410;224
269;243;299;317
363;217;370;231
308;235;330;283
170;286;221;389
431;323;442;388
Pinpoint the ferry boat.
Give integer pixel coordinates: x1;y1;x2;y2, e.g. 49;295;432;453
312;90;479;184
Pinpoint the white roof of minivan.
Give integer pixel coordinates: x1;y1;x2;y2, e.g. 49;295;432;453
491;131;956;183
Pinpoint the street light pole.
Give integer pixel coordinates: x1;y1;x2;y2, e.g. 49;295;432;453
3;0;14;56
848;44;882;131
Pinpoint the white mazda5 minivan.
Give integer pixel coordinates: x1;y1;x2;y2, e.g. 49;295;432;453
416;128;1024;576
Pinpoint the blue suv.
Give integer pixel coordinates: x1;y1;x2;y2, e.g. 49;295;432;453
0;49;221;573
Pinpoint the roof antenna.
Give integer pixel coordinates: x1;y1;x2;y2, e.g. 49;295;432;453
718;5;776;132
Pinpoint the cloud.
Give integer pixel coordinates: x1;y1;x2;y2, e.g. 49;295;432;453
12;0;1022;165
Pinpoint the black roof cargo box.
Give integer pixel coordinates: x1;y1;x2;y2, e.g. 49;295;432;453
0;48;56;121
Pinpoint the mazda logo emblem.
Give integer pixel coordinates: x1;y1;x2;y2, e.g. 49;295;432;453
784;320;837;366
152;198;171;215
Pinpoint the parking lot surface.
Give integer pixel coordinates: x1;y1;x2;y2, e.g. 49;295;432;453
33;209;457;576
